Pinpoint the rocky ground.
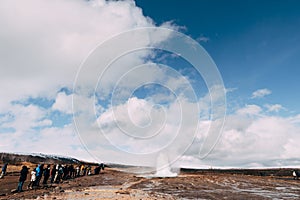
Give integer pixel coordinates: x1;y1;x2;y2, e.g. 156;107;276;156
1;166;300;200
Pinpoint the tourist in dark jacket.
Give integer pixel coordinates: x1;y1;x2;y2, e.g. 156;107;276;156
100;163;105;170
43;164;51;184
50;165;57;183
17;165;28;192
94;165;101;175
68;164;75;178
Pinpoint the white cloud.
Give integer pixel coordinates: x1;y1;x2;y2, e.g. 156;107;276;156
214;114;300;167
0;123;96;162
178;105;300;168
52;92;73;114
1;104;49;132
226;87;238;93
196;36;210;43
0;0;155;111
82;92;300;168
35;119;52;127
73;93;200;166
0;0;164;162
236;104;262;116
2;88;299;168
251;88;272;99
265;104;284;112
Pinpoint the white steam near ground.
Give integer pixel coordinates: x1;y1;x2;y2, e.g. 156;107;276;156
0;0;299;169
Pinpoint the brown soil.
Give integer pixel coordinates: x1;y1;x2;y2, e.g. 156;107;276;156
1;167;300;199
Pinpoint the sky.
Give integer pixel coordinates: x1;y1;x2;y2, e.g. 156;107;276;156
0;0;300;169
136;0;300;113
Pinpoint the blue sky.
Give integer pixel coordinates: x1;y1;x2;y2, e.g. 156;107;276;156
136;0;300;114
0;0;300;168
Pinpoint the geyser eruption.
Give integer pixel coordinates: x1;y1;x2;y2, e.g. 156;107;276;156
155;153;177;177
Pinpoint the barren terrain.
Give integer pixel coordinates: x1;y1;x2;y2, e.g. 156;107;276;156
1;166;300;199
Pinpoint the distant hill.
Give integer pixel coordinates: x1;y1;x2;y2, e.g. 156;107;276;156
180;167;297;177
0;152;83;165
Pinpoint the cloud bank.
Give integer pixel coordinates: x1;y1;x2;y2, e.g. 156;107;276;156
0;0;299;169
0;0;156;160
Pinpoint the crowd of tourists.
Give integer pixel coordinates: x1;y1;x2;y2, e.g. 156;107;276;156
0;163;105;192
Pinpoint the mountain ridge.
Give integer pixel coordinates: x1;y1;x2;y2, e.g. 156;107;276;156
0;152;85;165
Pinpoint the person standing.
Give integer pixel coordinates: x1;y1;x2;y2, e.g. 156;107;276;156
35;165;41;186
94;165;100;175
68;165;74;179
57;164;64;183
76;165;80;177
293;169;299;180
83;166;87;176
63;165;68;180
100;163;105;170
54;164;64;183
80;165;85;176
0;163;8;178
50;165;57;183
27;168;37;189
43;164;51;185
17;165;28;192
87;165;92;176
36;164;44;186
